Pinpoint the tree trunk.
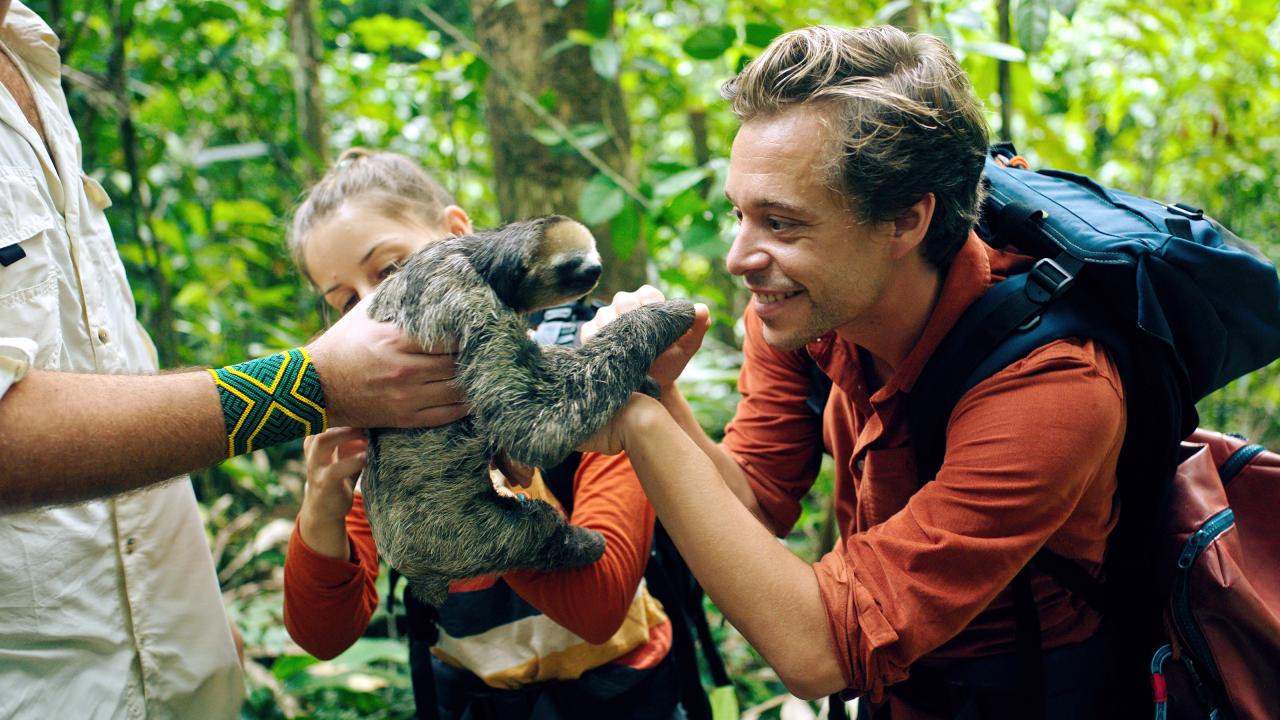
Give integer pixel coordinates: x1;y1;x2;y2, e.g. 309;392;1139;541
288;0;328;180
108;0;178;367
997;0;1014;142
469;0;644;296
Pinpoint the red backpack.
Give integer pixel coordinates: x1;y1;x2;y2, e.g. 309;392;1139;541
1151;429;1280;719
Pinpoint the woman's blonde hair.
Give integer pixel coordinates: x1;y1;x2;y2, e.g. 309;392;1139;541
287;148;457;284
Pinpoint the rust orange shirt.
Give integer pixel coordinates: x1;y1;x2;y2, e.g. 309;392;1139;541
283;451;671;686
723;234;1126;705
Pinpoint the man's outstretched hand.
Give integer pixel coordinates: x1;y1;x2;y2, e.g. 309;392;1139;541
580;285;710;391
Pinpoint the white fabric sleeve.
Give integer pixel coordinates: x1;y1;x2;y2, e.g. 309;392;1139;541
0;336;36;400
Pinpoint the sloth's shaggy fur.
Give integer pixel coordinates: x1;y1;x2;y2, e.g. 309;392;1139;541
364;215;696;606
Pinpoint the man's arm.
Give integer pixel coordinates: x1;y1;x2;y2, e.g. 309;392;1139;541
655;383;777;529
0;297;465;513
582;288;777;529
594;394;847;699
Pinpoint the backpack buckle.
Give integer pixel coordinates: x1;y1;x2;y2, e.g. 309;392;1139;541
1026;257;1075;305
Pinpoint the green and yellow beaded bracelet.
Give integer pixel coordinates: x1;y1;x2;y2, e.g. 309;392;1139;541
208;348;328;458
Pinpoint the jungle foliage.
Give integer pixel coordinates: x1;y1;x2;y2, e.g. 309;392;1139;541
29;0;1280;717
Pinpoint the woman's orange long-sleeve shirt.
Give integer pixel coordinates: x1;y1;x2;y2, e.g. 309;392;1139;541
283;451;669;666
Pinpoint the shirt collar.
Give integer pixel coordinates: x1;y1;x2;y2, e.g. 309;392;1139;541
1;3;62;79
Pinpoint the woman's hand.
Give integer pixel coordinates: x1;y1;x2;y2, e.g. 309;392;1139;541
298;426;368;560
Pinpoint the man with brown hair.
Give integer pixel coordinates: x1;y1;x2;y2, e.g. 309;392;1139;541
584;25;1122;717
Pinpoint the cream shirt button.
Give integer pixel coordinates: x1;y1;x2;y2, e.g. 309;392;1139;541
97;326;110;343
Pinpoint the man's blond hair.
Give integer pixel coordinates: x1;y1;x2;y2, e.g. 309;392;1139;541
722;25;989;267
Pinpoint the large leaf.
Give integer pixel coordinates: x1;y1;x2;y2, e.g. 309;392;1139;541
962;41;1027;63
579;174;627;226
873;0;914;25
584;0;613;38
653;167;711;200
683;218;727;257
744;22;783;48
683;25;736;60
610;201;642;260
590;40;621;80
1015;0;1053;56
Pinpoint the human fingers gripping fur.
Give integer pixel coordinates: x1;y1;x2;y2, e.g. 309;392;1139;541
361;216;690;605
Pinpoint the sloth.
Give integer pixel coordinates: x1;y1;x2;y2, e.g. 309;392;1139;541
364;215;696;606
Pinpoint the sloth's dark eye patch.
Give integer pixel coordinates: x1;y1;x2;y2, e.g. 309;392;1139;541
555;255;603;295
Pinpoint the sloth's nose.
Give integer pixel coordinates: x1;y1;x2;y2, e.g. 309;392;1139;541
560;257;603;290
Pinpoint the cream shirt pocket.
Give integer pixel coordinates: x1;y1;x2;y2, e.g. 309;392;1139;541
0;165;61;370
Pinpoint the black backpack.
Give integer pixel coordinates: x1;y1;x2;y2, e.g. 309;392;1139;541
818;145;1280;719
387;298;733;720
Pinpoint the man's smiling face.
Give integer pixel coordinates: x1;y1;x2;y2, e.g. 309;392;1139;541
724;106;897;352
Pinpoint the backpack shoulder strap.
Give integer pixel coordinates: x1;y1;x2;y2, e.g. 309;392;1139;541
907;249;1104;483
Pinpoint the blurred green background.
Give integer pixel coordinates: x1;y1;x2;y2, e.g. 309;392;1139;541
31;0;1280;717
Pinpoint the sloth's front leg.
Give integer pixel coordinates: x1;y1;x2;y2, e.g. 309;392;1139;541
487;299;696;469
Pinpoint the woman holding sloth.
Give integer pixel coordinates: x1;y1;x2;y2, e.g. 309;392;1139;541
281;148;682;719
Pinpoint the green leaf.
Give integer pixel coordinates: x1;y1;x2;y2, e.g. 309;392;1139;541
653;167;710;200
463;57;490;84
709;684;740;720
962;41;1027;63
573;129;611;151
270;654;318;682
682;25;736;60
529;127;564;146
174;282;210;309
1015;0;1053;56
590;40;621;80
1053;0;1079;20
682;218;726;256
543;37;579;60
192;2;237;22
538;89;559;114
610;201;641;260
579;174;627;225
331;638;408;667
947;8;987;32
873;0;913;25
211;198;275;227
585;0;613;38
349;15;428;53
744;22;783;48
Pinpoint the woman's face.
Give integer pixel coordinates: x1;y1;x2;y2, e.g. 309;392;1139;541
305;200;471;315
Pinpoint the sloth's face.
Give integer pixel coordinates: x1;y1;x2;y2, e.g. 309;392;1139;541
479;217;603;313
306;200;473;315
514;219;603;312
